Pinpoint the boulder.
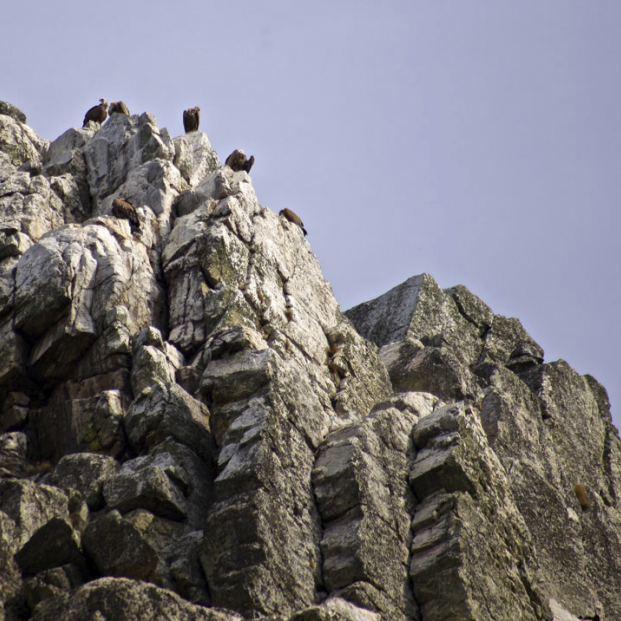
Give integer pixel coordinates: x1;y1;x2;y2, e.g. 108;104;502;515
30;577;242;621
173;131;220;186
49;453;118;509
82;510;159;582
15;517;83;575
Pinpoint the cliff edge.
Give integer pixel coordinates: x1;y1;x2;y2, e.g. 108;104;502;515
0;101;619;621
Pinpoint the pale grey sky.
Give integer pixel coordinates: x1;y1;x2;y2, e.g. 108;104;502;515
3;1;620;427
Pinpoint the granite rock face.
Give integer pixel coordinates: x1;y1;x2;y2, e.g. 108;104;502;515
0;100;620;621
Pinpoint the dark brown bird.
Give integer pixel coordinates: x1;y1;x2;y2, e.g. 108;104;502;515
83;98;108;126
225;149;255;173
279;208;307;236
183;106;200;132
109;101;130;116
112;197;140;229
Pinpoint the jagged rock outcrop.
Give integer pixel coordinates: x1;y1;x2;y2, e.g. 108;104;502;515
0;99;620;621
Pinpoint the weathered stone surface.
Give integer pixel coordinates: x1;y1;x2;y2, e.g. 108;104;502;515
0;102;27;124
0;480;70;551
14;221;163;353
409;403;547;621
23;564;83;612
0;112;46;170
0;431;27;478
169;530;210;606
0;510;23;621
34;389;127;462
483;360;621;618
381;340;480;402
201;392;324;617
173;131;220;187
30;577;242;621
444;284;494;335
2;103;621;620
43;127;92;179
148;439;214;528
103;460;188;521
290;597;380;621
346;274;544;380
312;393;438;620
125;382;212;456
346;274;483;366
0;323;29;407
131;327;183;396
49;453;118;509
324;319;392;418
0;392;31;435
0;171;66;253
82;112;176;202
479;314;544;371
15;517;83;575
82;510;159;581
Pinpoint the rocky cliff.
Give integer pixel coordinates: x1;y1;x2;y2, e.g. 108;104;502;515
0;101;619;621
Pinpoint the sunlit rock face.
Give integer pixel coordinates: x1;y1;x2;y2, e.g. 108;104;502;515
0;99;618;621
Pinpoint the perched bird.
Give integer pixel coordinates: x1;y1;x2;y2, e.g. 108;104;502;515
112;197;140;229
225;149;255;173
183;106;200;132
83;98;108;126
279;208;307;236
109;101;130;116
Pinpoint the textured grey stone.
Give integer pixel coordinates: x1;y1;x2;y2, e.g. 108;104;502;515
0;510;23;620
1;103;621;621
381;340;480;402
103;461;188;521
0;112;47;170
0;432;27;478
312;398;436;621
0;102;27;124
82;112;176;202
82;510;159;582
290;597;380;621
169;531;210;606
23;564;84;612
409;403;548;621
173;131;220;187
49;452;119;509
30;577;242;621
125;382;212;456
0;480;70;551
346;274;483;367
34;389;127;462
131;333;181;396
0;171;66;257
15;517;83;575
43;127;92;178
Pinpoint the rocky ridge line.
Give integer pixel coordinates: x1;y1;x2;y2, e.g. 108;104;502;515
0;101;619;621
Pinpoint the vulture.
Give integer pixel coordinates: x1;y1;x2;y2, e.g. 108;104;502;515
279;208;307;236
109;101;130;116
225;149;255;173
183;106;200;132
112;197;140;229
83;98;108;126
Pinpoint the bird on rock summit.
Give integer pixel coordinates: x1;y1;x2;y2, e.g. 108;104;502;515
108;101;130;116
279;208;307;236
183;106;200;132
83;98;108;126
225;149;255;173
